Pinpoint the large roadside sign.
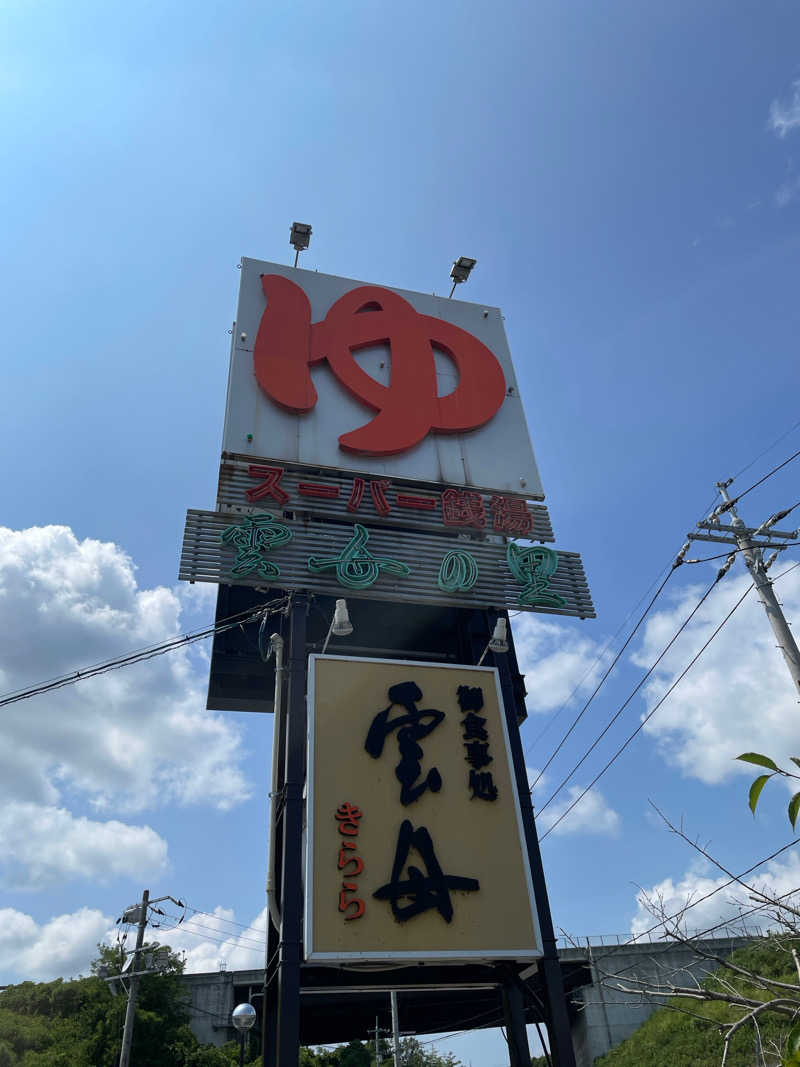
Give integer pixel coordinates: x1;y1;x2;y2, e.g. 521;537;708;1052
223;258;544;497
179;258;594;617
305;656;542;963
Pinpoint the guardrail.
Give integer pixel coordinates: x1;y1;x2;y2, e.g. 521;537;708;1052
556;925;768;950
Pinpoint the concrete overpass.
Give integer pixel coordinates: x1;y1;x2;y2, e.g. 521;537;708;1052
181;931;761;1065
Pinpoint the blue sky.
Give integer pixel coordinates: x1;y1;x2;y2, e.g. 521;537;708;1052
2;1;800;1062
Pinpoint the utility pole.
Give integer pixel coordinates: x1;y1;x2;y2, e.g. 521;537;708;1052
119;888;149;1067
370;1016;391;1066
111;891;183;1067
687;481;800;697
390;991;401;1067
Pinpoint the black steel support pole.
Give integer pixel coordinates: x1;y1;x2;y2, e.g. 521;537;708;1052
275;594;308;1066
494;649;576;1067
502;977;531;1067
263;911;279;1067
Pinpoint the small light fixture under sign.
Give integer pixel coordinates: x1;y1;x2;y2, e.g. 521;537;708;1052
478;617;509;664
322;598;354;653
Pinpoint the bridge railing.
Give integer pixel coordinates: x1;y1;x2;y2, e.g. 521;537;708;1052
556;925;768;950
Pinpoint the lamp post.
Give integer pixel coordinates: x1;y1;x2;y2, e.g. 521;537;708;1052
232;1002;257;1067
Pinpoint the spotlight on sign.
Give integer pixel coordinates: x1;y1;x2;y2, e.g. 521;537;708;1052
478;617;509;664
323;598;354;653
290;221;312;266
449;255;477;298
489;617;509;653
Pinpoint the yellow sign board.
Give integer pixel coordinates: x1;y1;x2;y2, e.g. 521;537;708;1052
306;655;542;962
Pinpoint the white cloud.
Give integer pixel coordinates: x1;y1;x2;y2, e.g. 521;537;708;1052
536;783;621;837
512;614;609;714
0;803;168;887
630;850;800;941
775;174;800;207
157;906;269;974
631;568;800;785
529;767;620;837
769;80;800;138
0;900;270;984
0;906;115;981
0;525;250;815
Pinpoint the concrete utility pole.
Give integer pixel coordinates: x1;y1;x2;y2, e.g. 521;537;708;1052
119;888;149;1067
370;1016;390;1065
390;991;401;1067
687;482;800;697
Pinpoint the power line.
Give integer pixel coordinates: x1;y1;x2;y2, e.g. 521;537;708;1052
716;447;800;516
730;417;800;484
625;833;800;950
535;558;735;817
0;599;287;710
524;561;677;775
539;576;754;840
183;902;269;934
157;911;267;950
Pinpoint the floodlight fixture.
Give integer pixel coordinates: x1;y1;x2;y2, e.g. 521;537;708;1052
290;221;312;266
449;255;477;297
478;617;509;665
322;598;354;653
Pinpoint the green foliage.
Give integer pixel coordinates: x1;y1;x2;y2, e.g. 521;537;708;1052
735;752;800;828
596;938;800;1067
297;1037;463;1066
0;943;229;1067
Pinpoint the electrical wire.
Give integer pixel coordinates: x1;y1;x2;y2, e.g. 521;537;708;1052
535;562;733;817
157;911;267;949
528;567;678;792
718;447;800;514
0;598;287;710
730;418;800;484
182;903;269;934
622;835;800;953
539;577;754;840
523;558;676;763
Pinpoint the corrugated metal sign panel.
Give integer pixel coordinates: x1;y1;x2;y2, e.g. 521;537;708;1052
179;509;595;618
217;454;555;542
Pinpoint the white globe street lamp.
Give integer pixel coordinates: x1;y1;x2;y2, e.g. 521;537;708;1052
232;1002;257;1067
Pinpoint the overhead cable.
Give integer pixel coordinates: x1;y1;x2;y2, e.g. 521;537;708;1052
715;447;800;516
525;562;677;779
539;575;753;840
0;599;287;710
536;553;737;816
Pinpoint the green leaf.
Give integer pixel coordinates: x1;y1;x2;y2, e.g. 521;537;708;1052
789;792;800;830
736;752;779;771
786;1019;800;1056
790;757;800;772
749;774;772;814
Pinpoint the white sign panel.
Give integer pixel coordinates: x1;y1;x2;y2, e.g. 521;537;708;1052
223;258;544;498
